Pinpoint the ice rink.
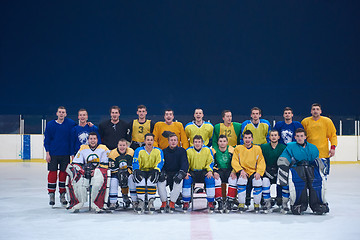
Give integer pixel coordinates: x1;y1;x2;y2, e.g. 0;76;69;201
1;162;360;240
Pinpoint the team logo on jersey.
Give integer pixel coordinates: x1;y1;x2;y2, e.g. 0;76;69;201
281;130;293;144
86;153;100;163
78;132;89;145
119;160;128;170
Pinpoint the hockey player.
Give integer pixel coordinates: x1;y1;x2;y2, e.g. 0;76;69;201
127;105;155;150
132;133;164;214
71;108;101;156
158;133;189;213
153;109;189;149
99;106;128;150
108;139;134;210
212;110;242;149
44;106;76;206
185;108;214;147
212;135;237;213
231;130;266;213
301;103;337;176
241;107;271;145
260;130;287;213
182;135;215;212
66;132;110;213
277;128;329;215
273;107;303;145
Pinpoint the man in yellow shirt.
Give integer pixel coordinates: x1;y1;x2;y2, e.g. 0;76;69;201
153;109;189;150
231;130;266;213
301;103;337;175
185;108;214;147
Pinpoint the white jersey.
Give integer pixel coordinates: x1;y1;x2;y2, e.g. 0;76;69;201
72;144;110;165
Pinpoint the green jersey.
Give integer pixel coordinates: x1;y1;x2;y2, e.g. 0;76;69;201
260;143;286;169
213;146;234;169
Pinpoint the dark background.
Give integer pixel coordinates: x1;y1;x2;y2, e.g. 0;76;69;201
1;1;359;120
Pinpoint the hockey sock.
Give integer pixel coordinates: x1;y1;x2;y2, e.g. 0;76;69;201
59;171;67;194
48;171;57;193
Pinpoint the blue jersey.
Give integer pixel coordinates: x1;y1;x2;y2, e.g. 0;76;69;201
273;121;303;145
71;124;101;155
280;142;319;166
44;118;77;156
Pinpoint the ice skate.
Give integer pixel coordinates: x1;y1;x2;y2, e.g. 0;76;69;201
216;200;224;213
148;198;155;214
136;200;145;214
60;192;67;206
254;204;260;213
183;202;189;213
122;194;131;209
169;201;175;213
208;202;215;213
160;201;167;213
238;203;245;213
262;200;272;214
49;193;55;206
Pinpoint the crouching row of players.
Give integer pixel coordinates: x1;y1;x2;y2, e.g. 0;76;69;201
65;129;329;215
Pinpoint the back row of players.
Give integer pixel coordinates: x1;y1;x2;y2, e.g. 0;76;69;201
44;104;337;214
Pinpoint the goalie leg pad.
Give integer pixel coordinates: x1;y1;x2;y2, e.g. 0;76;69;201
237;177;248;204
289;166;308;214
91;168;108;210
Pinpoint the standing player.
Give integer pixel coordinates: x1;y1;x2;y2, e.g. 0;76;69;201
158;133;189;213
132;133;164;214
301;103;337;176
185;108;214;147
99;106;128;150
212;110;242;149
273;107;303;145
108;139;134;210
66;132;110;213
71;108;101;156
277;128;329;215
231;130;266;213
212;135;237;213
153;109;189;149
182;135;215;212
44;106;76;206
241;107;271;145
127;105;155;150
260;129;287;213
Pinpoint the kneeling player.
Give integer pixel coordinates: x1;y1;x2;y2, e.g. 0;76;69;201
132;133;164;214
66;132;110;213
277;128;329;215
231;130;266;213
158;133;189;213
108;139;134;210
212;135;237;213
182;135;215;212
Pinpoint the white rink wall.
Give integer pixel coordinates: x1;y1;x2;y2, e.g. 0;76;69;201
0;134;359;161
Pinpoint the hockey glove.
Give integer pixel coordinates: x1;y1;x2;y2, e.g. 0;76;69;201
173;170;187;184
133;169;144;183
118;169;130;187
149;169;160;183
312;158;330;176
84;163;97;179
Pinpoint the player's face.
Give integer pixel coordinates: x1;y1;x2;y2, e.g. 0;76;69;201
110;109;120;121
117;141;127;153
269;132;280;143
218;138;228;148
223;112;232;125
251;110;261;121
56;108;67;120
164;111;174;124
145;136;154;148
137;108;147;119
295;132;306;145
88;135;98;147
243;134;253;146
78;111;88;123
311;106;322;118
168;136;178;149
283;110;293;121
194;109;204;121
193;139;203;150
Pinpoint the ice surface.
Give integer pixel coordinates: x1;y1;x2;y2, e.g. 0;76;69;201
1;163;360;240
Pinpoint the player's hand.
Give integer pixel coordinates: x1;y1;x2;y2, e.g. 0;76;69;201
87;122;94;127
254;172;261;180
240;170;248;179
213;172;220;180
329;149;335;158
205;171;213;179
46;152;51;163
185;173;191;180
230;171;237;180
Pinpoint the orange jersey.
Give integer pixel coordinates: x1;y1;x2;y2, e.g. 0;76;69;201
153;121;189;150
